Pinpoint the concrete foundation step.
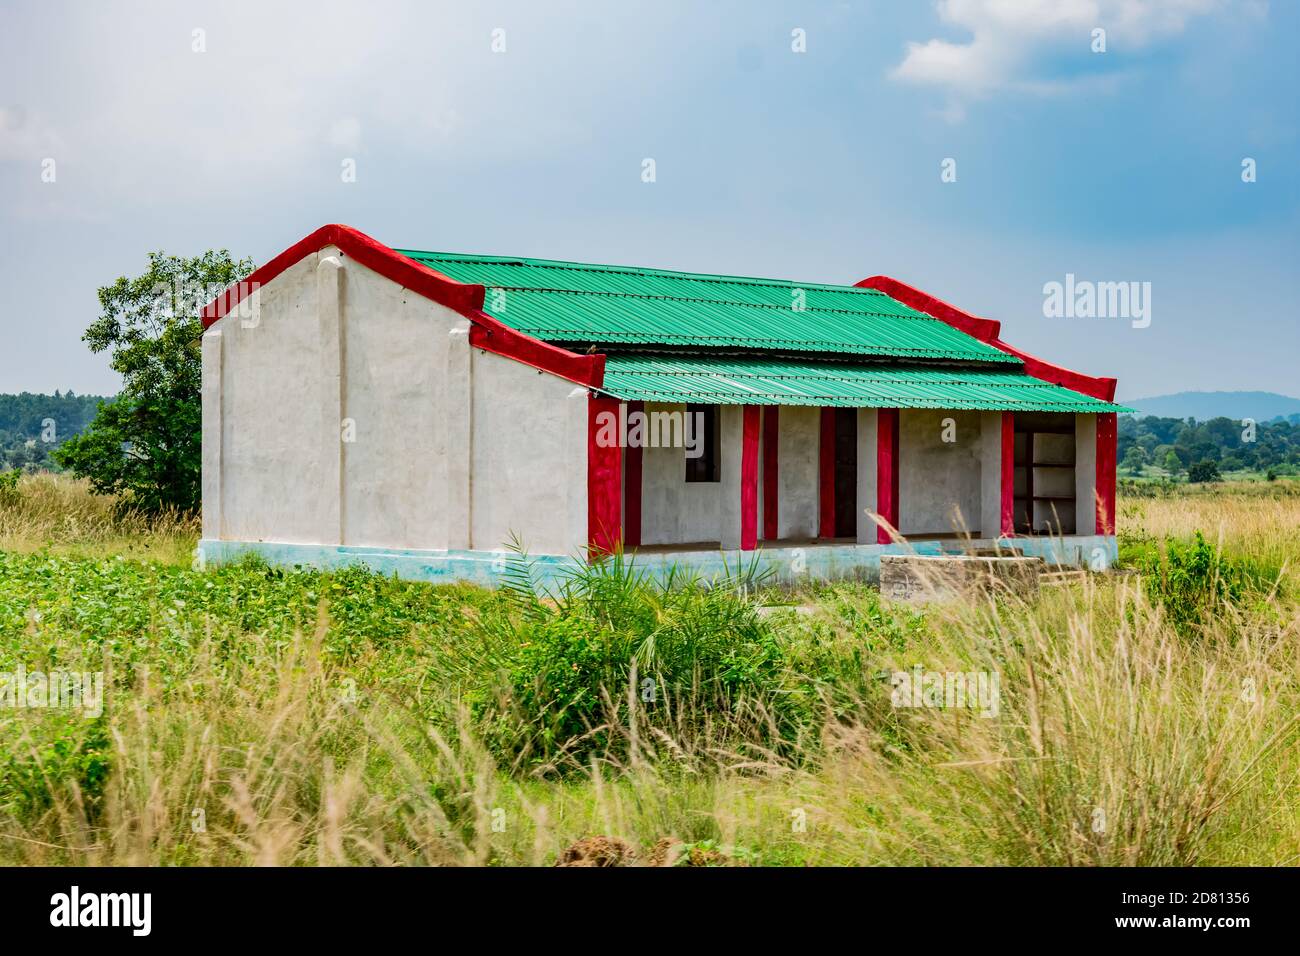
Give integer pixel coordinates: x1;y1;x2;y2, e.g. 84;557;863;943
880;552;1044;603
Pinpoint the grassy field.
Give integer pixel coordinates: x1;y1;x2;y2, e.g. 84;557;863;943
0;473;1296;866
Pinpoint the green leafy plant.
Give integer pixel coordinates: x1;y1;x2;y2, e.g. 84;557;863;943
460;548;821;773
0;468;20;506
0;718;110;822
1132;531;1273;636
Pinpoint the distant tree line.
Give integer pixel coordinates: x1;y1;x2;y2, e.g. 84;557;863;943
0;392;110;472
1119;414;1300;481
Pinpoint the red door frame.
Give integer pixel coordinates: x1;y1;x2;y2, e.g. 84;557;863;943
1096;412;1117;535
741;405;760;551
876;408;900;544
587;395;622;556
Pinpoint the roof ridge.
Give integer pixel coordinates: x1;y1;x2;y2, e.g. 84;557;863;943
603;363;1038;380
398;248;896;297
483;285;947;321
535;343;1003;361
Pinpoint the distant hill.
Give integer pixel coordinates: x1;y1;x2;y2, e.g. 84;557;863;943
1123;391;1300;423
0;391;113;471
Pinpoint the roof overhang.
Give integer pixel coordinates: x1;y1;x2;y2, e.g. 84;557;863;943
597;354;1132;413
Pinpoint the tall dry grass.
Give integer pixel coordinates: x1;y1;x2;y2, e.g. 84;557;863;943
1119;481;1299;579
0;472;196;564
792;581;1300;865
1;478;1297;866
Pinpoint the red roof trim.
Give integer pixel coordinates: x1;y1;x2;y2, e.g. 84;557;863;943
201;224;604;389
855;275;1117;402
468;312;605;388
201;224;483;325
856;275;1001;341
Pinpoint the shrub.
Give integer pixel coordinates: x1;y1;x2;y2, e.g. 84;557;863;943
1188;459;1221;483
460;551;824;773
0;717;110;822
1117;476;1177;499
1132;531;1273;636
0;468;20;506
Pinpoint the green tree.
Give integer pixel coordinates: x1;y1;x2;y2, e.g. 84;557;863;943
1163;450;1183;476
54;250;253;511
1188;458;1221;483
1121;445;1146;475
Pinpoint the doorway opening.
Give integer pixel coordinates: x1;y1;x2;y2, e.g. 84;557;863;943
832;408;857;538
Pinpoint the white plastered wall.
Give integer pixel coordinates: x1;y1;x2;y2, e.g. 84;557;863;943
640;402;720;546
777;405;820;540
201;246;586;556
978;410;1004;539
898;408;983;536
1074;413;1099;536
468;350;587;555
203;253;326;544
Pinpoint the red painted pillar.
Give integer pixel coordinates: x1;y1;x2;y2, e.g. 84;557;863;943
876;408;900;544
1000;411;1015;537
818;407;836;539
740;404;760;551
624;400;643;548
587;395;622;556
762;406;779;541
1096;412;1117;535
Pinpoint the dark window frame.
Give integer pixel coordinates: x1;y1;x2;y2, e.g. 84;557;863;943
684;404;721;483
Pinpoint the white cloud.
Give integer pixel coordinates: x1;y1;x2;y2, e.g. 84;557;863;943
0;0;646;212
893;0;1228;104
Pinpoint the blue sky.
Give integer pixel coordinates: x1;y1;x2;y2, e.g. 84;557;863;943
1;0;1296;400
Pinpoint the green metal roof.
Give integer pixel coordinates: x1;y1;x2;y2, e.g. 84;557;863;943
598;356;1132;413
394;248;1127;412
400;250;1020;364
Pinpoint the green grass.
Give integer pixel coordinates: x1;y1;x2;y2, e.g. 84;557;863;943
0;476;1298;866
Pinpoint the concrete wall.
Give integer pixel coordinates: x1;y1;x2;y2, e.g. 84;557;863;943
337;252;450;549
1075;413;1098;536
641;402;821;548
898;409;983;536
469;350;587;555
204;254;326;544
640;402;721;546
777;405;819;540
202;531;1120;588
203;246;586;558
977;411;1003;538
718;405;744;550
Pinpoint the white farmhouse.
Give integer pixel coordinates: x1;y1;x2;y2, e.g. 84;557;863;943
198;224;1129;585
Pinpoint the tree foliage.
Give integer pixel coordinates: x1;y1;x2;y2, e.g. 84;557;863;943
0;392;107;471
1121;414;1300;478
54;250;253;512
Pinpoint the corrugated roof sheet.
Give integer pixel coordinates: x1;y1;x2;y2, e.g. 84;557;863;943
598;356;1133;413
399;250;1020;364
